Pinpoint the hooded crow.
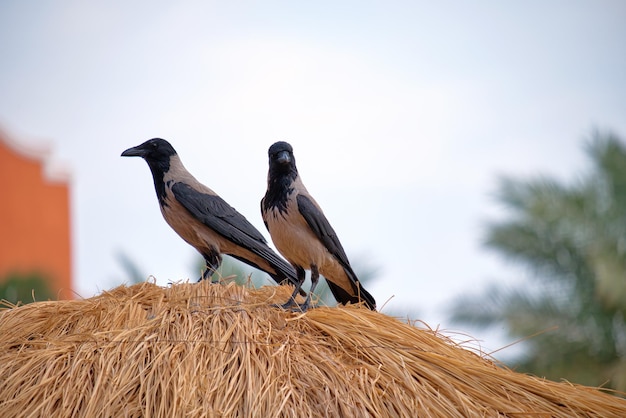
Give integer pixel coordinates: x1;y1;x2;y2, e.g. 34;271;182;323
121;138;304;294
261;141;376;311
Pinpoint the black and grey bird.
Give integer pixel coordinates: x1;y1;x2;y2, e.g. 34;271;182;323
121;138;304;293
261;141;376;311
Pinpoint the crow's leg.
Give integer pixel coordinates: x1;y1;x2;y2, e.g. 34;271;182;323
276;265;306;309
296;264;319;311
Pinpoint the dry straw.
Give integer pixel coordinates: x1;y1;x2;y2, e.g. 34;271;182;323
1;280;624;417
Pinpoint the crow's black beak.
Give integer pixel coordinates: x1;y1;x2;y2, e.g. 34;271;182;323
276;150;291;165
121;145;147;157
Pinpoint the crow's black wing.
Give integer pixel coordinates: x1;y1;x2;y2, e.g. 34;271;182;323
172;182;267;246
296;194;351;269
297;194;376;309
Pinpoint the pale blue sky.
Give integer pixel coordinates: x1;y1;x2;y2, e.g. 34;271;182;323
1;1;625;355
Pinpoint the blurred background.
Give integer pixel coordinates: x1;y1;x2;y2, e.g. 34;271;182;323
1;1;625;391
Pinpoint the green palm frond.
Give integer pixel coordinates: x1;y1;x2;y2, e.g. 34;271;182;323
450;130;626;392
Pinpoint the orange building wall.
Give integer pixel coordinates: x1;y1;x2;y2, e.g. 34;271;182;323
0;134;73;299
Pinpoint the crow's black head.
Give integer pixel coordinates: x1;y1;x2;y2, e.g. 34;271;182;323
122;138;178;203
268;141;296;171
121;138;177;162
263;141;299;214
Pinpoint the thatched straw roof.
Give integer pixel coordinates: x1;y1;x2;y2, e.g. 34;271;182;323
1;280;624;417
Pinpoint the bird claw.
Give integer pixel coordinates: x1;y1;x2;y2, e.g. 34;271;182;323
271;299;313;312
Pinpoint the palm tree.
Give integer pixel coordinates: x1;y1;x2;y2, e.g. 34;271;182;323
449;131;626;392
